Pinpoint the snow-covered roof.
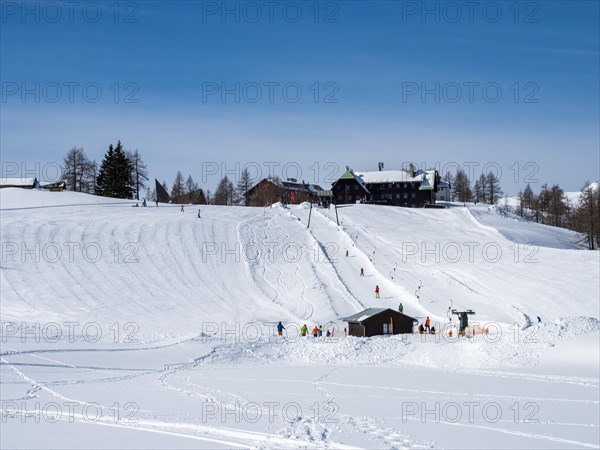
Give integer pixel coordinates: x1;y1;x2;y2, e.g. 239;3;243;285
344;308;388;322
279;179;323;193
282;181;322;191
344;308;416;322
354;169;438;190
251;178;323;194
355;170;418;184
0;177;36;187
344;308;390;322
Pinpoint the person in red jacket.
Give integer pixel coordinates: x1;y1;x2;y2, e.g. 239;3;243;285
312;326;318;338
375;285;380;298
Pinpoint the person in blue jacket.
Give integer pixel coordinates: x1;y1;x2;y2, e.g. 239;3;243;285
277;322;285;336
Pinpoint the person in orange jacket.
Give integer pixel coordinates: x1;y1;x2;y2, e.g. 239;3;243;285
312;325;318;338
425;316;431;332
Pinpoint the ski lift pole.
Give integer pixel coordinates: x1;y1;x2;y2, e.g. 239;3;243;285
307;201;313;228
451;309;476;336
334;202;339;226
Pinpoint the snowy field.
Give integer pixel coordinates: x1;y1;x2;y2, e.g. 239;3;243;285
1;188;599;449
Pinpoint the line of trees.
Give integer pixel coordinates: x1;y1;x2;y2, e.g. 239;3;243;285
61;142;148;200
163;169;254;206
210;168;254;206
514;182;599;250
62;142;258;207
444;169;503;204
167;171;206;204
146;167;255;206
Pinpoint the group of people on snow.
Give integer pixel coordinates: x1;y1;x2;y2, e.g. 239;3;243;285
418;316;436;334
278;322;333;338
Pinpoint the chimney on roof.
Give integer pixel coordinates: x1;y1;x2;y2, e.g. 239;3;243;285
378;162;384;171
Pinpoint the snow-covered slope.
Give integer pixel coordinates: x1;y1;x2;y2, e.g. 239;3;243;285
1;189;598;449
2;190;597;333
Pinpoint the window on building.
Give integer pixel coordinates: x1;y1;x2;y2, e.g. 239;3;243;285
383;323;392;334
404;193;408;199
412;193;416;199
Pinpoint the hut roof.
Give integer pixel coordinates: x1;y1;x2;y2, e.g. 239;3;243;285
344;308;389;322
344;308;417;323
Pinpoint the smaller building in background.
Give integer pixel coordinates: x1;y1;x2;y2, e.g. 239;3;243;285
40;181;66;192
246;178;323;207
0;178;66;192
0;178;38;189
344;308;417;337
435;180;451;202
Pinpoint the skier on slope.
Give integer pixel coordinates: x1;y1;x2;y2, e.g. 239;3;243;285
318;325;324;338
424;316;431;332
375;285;380;299
277;321;285;336
312;325;319;338
301;324;308;337
360;268;364;276
142;198;147;207
155;198;159;207
180;204;185;212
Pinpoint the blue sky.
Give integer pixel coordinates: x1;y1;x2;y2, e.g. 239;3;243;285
1;0;599;195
